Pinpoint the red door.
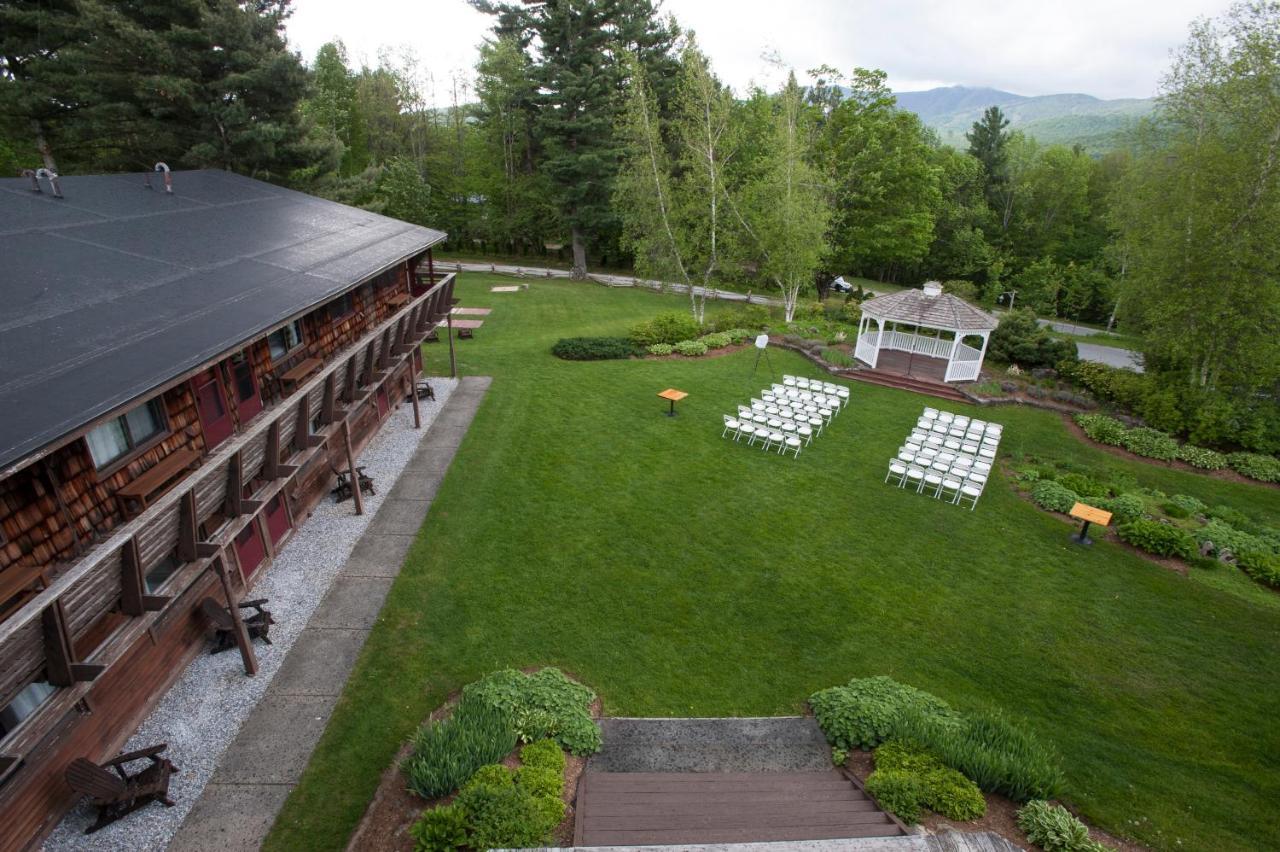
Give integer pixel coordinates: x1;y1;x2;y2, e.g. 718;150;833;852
193;371;233;450
234;521;266;577
263;494;291;546
229;354;263;424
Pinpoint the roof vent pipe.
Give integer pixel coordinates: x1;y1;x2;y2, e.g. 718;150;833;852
154;162;172;193
21;169;40;192
35;168;62;198
922;281;942;298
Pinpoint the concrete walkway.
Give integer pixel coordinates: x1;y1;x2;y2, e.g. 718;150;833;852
589;717;833;773
169;376;491;852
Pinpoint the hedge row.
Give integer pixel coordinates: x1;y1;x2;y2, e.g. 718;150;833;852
1074;414;1280;482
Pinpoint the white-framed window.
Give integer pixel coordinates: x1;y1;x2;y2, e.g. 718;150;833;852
85;399;167;469
267;320;304;360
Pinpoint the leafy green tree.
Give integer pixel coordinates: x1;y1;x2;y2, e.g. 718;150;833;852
0;0;88;171
818;68;940;280
924;146;993;280
1114;0;1280;450
301;41;368;177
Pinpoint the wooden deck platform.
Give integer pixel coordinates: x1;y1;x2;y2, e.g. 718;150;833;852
574;770;908;847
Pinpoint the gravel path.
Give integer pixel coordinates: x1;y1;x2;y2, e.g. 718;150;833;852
44;379;457;852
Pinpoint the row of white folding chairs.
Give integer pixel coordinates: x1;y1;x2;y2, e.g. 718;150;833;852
770;383;848;409
907;432;998;460
885;458;985;510
738;406;820;441
916;417;1000;445
783;375;850;398
899;445;992;474
896;448;990;485
764;387;843;413
922;407;1002;439
722;415;803;457
752;398;834;426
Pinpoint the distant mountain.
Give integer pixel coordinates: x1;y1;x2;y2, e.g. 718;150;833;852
892;85;1155;152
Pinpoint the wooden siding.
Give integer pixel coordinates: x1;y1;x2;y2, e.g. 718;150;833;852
0;266;451;852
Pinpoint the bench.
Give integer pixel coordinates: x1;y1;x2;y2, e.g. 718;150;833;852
115;447;201;518
385;291;410;308
200;597;275;653
279;357;322;392
65;744;177;833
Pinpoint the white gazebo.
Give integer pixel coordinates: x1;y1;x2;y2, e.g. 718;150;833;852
854;282;999;383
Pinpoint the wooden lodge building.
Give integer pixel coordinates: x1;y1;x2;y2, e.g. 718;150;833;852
0;169;454;848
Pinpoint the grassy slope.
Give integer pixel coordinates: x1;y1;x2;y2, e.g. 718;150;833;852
265;275;1280;852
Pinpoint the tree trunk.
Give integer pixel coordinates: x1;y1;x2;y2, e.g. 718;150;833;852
32;120;58;173
570;226;588;280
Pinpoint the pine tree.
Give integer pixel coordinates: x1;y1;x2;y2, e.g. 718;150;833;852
966;105;1011;211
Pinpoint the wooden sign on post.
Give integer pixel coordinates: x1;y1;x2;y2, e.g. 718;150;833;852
1069;502;1113;546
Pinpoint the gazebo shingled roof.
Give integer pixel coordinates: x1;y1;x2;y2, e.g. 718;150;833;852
860;288;998;331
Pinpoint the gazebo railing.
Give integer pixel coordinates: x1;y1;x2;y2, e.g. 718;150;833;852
855;333;878;366
944;342;983;382
883;330;953;359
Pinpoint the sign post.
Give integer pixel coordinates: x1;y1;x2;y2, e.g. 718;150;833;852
1068;502;1112;546
751;333;774;379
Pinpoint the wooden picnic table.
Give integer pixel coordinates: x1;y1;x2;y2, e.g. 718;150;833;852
658;388;688;417
116;447;201;517
385;292;410;308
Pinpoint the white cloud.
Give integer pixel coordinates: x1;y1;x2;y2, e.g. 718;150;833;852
284;0;1234;101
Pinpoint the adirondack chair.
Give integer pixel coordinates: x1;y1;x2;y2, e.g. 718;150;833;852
65;744;177;833
410;380;435;401
200;596;275;653
424;327;439;343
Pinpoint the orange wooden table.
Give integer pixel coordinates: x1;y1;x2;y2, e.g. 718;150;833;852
658;388;687;417
1069;502;1112;546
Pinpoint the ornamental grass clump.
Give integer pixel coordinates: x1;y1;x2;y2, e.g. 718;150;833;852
403;700;518;799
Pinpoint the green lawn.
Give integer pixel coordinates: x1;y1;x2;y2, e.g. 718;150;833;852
265;274;1280;852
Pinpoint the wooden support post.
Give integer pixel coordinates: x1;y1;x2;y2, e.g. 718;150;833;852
408;350;422;429
427;247;434;283
121;538;145;616
362;340;377;387
343;420;365;516
377;330;391;370
42;601;75;687
212;556;257;676
321;373;337;424
178;489;198;562
264;421;299;479
447;311;457;378
344;357;358;403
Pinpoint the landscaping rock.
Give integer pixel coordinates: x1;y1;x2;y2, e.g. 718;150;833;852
1200;540;1216;558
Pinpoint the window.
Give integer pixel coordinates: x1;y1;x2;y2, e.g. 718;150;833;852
144;554;182;593
267;320;304;360
309;411;325;436
327;293;355;324
85;399;166;469
0;680;56;740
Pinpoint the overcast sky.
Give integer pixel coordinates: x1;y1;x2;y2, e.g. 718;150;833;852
285;0;1233;103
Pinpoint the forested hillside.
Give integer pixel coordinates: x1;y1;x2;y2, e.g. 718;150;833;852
1;0;1277;453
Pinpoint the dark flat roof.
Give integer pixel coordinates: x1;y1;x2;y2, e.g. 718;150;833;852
0;169;446;473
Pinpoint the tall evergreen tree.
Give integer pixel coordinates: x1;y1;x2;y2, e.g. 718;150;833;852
966;104;1010;211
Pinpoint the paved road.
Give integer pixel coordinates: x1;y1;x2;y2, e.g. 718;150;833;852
1075;341;1144;372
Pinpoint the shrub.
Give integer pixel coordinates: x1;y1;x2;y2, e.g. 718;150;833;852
1120;427;1179;462
1031;481;1079;514
708;304;771;332
1227;452;1280;483
1097;493;1144;524
1017;800;1108;852
1160;501;1191;519
551;337;637;361
463;763;515;794
809;676;955;751
699;331;733;348
1073;413;1126;446
1117;519;1196;559
874;740;986;821
403;699;519;799
674;339;709;356
989;309;1078;369
647;343;674;356
722;327;754;343
896;708;1062;803
1205;503;1252;528
629;311;701;346
455;783;554;850
1057;473;1105;498
1177;444;1228;470
1168;494;1206;516
1057;360;1148;411
409;804;469;852
517;765;562;800
462;668;601;756
820;347;854;368
831;746;849;766
521;738;566;774
865;769;925;824
1195;520;1273;558
1238;550;1280;587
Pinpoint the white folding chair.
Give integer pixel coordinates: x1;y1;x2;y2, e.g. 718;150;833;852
781;421;797;436
808;415;824;436
925;435;944;447
939;476;963;503
973;461;992;475
783;375;797;386
767;417;783;430
923;407;939;419
722;414;741;440
957;482;983;510
797;424;814;445
904;465;927;491
783;435;802;458
938;412;954;423
944;439;962;451
740;423;760;446
762;392;777;403
765;430;784;452
961;442;979;454
886;459;908;485
923;470;944;496
979;447;997;460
